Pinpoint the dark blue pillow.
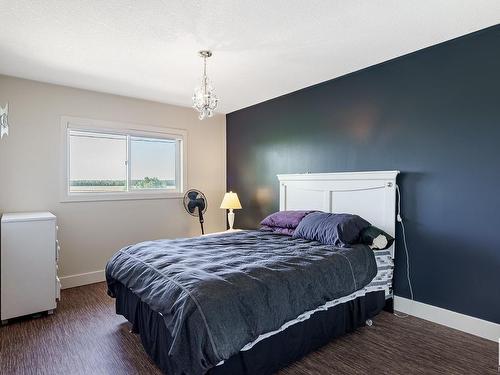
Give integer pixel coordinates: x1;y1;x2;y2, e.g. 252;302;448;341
293;212;370;247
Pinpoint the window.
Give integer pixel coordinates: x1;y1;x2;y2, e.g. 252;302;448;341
129;136;177;191
69;131;127;193
61;117;186;202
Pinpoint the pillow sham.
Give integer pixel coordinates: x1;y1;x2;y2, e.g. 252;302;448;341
260;225;295;236
359;225;394;250
260;210;314;229
292;212;370;247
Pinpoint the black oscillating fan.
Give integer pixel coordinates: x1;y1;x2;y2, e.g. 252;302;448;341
183;189;207;235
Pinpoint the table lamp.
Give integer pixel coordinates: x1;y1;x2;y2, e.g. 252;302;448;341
220;191;242;230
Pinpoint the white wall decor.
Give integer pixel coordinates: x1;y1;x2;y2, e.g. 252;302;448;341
0;102;8;139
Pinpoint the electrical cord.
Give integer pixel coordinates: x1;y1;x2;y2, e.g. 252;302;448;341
394;184;414;318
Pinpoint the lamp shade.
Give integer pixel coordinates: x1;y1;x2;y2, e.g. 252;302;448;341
220;191;242;210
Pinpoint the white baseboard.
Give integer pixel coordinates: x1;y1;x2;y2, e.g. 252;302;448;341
60;270;105;289
394;296;500;342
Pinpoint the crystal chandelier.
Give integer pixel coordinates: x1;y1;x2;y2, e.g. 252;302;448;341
192;50;219;120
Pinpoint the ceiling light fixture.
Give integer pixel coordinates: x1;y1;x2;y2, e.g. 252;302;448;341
192;50;219;120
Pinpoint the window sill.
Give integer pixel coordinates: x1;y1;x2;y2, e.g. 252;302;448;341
60;191;184;203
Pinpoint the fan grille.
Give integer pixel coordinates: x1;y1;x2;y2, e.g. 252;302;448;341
183;189;207;216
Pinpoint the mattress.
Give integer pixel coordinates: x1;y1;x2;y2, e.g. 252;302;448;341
106;230;381;375
233;248;393;353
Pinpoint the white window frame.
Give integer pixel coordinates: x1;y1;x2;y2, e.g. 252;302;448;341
60;116;187;202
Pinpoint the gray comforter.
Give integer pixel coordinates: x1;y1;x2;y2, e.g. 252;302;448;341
106;230;377;375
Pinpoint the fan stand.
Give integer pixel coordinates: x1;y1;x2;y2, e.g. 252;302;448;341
183;188;207;236
198;207;205;235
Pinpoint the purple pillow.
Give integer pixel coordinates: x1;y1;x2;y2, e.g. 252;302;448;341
260;210;313;229
293;212;370;247
260;225;295;236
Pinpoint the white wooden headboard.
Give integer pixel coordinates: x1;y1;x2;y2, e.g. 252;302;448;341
277;171;400;257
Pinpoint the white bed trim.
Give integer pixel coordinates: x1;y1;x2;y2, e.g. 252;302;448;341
241;286;387;352
394;296;500;342
277;170;400;181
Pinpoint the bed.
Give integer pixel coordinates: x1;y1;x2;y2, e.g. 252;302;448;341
106;171;399;375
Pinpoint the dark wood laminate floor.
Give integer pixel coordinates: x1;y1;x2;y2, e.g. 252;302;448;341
0;282;496;375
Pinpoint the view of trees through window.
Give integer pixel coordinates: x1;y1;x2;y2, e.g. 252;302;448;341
69;177;176;191
68;130;178;193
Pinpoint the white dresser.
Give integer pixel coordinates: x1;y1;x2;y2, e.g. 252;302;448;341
1;212;61;323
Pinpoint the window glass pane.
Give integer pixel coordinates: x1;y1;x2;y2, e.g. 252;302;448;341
69;130;127;193
130;136;177;190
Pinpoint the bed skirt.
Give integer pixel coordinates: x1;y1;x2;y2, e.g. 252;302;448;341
113;281;386;375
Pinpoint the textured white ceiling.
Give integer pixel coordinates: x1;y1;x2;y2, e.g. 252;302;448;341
0;1;499;113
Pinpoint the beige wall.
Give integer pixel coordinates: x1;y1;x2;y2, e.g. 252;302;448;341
0;75;226;284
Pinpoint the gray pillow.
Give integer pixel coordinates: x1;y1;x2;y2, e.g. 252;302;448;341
293;212;370;247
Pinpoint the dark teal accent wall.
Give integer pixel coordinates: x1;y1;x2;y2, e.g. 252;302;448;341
226;25;500;323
